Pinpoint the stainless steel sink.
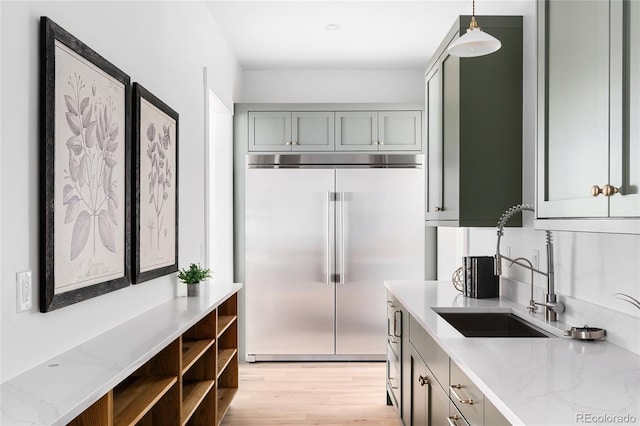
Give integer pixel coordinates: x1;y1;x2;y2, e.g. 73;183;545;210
437;312;550;338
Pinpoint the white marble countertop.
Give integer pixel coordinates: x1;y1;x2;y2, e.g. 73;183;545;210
0;282;243;426
386;280;640;426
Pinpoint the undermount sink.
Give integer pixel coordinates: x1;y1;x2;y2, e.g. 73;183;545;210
436;311;550;338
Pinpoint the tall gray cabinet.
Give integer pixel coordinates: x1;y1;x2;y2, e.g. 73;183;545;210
537;0;640;230
425;16;523;227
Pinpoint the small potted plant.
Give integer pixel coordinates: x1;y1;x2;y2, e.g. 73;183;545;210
177;263;211;297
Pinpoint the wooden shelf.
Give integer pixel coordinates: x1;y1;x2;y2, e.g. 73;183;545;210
217;349;237;378
217;315;237;338
113;375;177;426
181;379;215;425
182;338;215;374
216;387;238;425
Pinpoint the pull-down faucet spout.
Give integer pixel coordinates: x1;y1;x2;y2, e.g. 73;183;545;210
495;204;564;321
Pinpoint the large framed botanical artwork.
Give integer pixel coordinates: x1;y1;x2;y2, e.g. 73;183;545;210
40;17;131;312
132;84;178;284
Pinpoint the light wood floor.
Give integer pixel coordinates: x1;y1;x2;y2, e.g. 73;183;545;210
220;362;401;426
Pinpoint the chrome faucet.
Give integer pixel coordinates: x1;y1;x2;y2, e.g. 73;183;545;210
495;204;565;321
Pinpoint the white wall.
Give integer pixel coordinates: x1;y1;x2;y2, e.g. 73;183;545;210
242;69;425;103
436;1;640;352
0;1;242;381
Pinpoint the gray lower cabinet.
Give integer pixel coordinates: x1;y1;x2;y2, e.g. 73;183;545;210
389;303;511;426
424;16;523;227
248;111;334;152
335;111;422;151
537;0;640;221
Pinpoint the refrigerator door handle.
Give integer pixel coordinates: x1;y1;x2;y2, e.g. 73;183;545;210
327;191;336;285
339;191;345;285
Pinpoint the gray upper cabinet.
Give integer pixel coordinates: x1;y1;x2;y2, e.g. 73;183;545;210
537;0;640;225
248;111;334;152
336;110;422;151
425;16;523;227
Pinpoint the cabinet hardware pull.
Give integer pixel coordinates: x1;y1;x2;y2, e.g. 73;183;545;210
447;415;462;426
389;377;399;390
603;184;619;197
434;206;443;212
286;141;293;145
387;301;396;307
379;141;384;145
418;375;429;386
450;384;474;405
591;184;619;197
393;310;402;337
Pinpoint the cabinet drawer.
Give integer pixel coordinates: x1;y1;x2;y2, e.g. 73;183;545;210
449;398;471;426
409;316;449;388
387;356;401;408
387;300;402;358
450;361;484;426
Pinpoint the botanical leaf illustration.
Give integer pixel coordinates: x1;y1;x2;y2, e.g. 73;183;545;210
146;120;173;250
70;210;91;260
98;210;116;253
108;198;117;225
64;95;77;115
85;121;96;148
66;112;82;136
64;196;80;223
62;73;121;260
63;184;74;204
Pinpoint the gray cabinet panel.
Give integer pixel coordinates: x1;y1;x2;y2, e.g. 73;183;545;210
538;0;639;222
335;111;377;151
292;112;335;151
426;67;443;216
378;111;422;151
611;0;640;216
248;111;291;151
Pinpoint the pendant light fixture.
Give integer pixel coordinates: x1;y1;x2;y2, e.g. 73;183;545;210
447;0;501;58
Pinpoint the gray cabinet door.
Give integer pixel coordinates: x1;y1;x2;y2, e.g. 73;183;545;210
292;112;335;152
378;111;422;151
410;345;428;426
611;0;640;217
248;111;292;152
538;0;611;218
335;111;378;151
426;67;444;219
441;53;461;222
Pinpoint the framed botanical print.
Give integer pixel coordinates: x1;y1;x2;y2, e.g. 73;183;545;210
40;17;131;312
132;83;178;283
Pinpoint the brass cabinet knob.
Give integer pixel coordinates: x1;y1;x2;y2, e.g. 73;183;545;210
591;184;619;197
434;206;443;212
379;141;384;145
286;141;293;146
418;375;429;386
603;184;619;197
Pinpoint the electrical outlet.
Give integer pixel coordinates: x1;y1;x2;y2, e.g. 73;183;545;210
532;250;540;270
17;271;32;312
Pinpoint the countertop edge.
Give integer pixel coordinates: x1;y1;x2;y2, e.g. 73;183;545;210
0;282;243;426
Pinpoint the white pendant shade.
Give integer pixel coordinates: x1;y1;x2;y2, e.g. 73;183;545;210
447;27;502;58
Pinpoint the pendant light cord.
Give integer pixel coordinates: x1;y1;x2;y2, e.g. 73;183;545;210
472;0;475;16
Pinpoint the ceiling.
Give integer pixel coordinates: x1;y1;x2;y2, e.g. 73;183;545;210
205;0;531;71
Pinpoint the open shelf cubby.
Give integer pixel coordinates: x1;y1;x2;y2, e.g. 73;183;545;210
67;288;239;426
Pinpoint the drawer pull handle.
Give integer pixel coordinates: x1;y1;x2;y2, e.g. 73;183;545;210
447;415;462;426
418;375;429;386
450;384;474;405
393;310;402;337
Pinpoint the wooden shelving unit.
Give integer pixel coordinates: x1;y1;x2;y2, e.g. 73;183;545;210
67;290;240;426
215;293;238;425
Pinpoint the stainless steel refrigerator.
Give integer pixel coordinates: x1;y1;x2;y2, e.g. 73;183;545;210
245;154;424;360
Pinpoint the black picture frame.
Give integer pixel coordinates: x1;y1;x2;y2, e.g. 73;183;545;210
40;17;131;312
132;83;179;284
